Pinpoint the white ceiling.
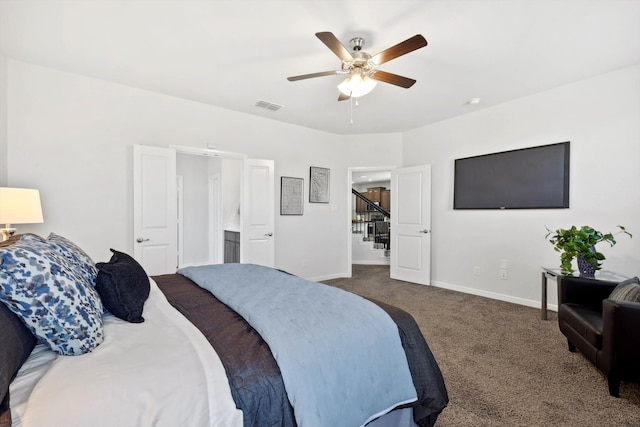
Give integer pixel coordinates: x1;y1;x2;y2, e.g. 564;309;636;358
1;0;638;135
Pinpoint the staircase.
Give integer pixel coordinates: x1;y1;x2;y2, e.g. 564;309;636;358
352;189;390;264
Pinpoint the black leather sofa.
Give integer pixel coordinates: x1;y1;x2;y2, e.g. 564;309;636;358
557;276;640;397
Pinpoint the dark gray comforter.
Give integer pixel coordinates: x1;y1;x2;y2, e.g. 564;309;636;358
153;273;448;427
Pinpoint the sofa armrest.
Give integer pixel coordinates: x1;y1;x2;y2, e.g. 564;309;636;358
557;276;618;310
600;299;640;376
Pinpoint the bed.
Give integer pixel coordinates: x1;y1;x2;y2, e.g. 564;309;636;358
1;233;448;427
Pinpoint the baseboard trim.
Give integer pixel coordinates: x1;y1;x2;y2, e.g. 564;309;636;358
352;259;390;265
431;280;558;313
307;272;349;282
308;269;558;313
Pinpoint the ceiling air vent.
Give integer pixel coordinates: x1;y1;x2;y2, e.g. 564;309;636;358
255;100;283;112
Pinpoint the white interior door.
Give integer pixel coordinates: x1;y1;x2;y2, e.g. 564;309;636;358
390;164;431;285
242;159;275;267
133;145;177;276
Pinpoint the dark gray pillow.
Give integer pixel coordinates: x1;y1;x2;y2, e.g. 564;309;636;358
95;249;150;323
1;235;38;424
609;276;640;303
0;301;37;425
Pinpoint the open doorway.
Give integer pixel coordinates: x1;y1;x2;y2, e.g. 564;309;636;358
133;145;275;275
176;152;242;268
346;166;394;278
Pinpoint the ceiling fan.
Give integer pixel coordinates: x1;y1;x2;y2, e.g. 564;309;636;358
287;32;427;101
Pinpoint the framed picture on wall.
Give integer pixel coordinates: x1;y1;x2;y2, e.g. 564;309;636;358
281;176;304;215
309;166;330;203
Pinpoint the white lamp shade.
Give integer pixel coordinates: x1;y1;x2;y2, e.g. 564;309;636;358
337;74;377;98
0;188;44;225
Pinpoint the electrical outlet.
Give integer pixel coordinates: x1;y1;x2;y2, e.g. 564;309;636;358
474;266;481;276
500;269;508;280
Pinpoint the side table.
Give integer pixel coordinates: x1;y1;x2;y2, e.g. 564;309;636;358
540;267;628;320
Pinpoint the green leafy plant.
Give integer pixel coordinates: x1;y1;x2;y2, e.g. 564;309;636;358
545;225;632;275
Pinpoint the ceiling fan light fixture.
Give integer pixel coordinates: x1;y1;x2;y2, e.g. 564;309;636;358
337;73;377;98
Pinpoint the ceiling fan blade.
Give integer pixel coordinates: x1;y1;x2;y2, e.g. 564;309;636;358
338;92;350;101
371;70;417;88
287;70;340;81
315;32;354;62
371;34;427;65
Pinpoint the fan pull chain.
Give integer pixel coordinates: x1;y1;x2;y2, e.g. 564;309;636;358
350;94;354;125
348;95;361;125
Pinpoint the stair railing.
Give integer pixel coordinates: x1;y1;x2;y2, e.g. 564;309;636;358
352;189;390;217
351;189;390;251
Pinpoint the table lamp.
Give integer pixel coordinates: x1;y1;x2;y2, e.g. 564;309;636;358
0;187;44;241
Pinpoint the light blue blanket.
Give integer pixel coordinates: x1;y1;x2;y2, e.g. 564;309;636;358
178;264;417;427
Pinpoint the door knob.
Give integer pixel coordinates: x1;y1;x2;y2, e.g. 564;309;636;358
264;232;273;237
136;237;150;243
419;229;430;234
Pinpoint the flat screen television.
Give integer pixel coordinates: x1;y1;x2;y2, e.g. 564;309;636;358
453;141;570;209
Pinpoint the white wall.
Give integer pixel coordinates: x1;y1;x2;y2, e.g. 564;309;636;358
6;59;402;280
403;65;640;309
10;57;636;309
0;52;7;186
272;132;401;279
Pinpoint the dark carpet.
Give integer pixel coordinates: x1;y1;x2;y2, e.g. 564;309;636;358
323;264;640;427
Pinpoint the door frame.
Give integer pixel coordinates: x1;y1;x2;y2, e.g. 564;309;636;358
176;175;185;267
208;173;222;264
346;166;396;278
172;145;247;160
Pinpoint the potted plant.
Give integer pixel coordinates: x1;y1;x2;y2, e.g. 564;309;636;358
545;225;632;276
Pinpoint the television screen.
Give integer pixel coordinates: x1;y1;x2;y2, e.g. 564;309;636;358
453;142;570;209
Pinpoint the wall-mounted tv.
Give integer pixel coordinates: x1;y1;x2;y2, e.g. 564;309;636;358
453;141;570;210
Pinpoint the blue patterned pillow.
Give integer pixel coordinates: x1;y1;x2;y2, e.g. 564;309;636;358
46;233;98;287
0;235;104;355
